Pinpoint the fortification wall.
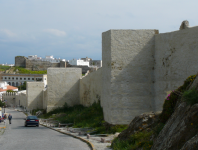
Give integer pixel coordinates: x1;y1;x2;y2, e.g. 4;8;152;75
102;30;158;124
60;61;66;68
3;93;16;107
15;56;26;67
43;88;48;110
80;68;102;106
26;82;44;110
154;26;198;111
25;59;60;71
47;68;81;112
16;93;27;107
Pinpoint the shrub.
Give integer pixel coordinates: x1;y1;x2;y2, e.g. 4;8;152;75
160;75;196;123
182;88;198;105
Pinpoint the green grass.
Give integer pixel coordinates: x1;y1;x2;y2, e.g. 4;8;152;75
111;130;153;150
14;67;47;74
0;65;11;71
42;102;128;134
182;88;198;105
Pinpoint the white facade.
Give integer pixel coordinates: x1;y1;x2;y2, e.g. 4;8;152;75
28;55;66;63
1;74;47;87
69;59;90;67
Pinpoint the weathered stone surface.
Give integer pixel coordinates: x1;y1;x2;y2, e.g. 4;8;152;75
151;102;198;150
80;68;102;106
154;26;198;112
179;20;190;30
26;82;44;110
102;29;158;125
47;68;81;112
118;112;160;140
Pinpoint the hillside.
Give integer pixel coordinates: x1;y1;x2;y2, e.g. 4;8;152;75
0;65;47;74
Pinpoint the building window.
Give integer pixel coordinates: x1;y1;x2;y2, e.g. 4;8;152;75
28;78;30;80
24;78;26;80
5;77;7;79
32;78;34;80
12;77;14;80
16;78;18;80
36;78;42;81
20;78;22;80
8;77;10;79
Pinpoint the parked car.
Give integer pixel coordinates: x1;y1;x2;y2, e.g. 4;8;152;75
24;116;39;127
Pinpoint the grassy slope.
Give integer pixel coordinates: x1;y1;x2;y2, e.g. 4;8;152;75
40;102;128;134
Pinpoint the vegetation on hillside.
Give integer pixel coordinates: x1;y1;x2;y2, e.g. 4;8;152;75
0;65;11;72
41;102;128;134
14;67;47;74
111;74;197;150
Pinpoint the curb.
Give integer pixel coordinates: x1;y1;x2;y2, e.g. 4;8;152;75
40;124;95;150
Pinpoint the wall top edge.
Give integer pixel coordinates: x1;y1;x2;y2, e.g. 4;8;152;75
0;73;46;76
156;25;198;35
102;29;159;33
47;68;82;70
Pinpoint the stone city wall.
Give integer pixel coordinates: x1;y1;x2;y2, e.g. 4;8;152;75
15;56;26;67
16;92;27;108
102;30;158;124
2;93;16;107
43;88;48;110
26;82;44;110
25;59;60;71
80;68;102;106
15;56;66;71
154;26;198;111
47;68;82;112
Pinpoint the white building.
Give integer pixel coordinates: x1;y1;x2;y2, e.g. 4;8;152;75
0;81;18;100
0;74;47;87
69;59;90;67
28;55;66;63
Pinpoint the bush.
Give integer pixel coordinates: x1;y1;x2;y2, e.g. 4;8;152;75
182;88;198;105
160;75;196;123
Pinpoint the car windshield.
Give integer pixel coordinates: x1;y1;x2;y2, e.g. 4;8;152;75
27;116;37;119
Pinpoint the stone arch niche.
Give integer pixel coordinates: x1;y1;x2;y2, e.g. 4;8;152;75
12;82;15;86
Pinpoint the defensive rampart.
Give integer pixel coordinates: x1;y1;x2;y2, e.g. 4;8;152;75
15;56;66;71
154;26;198;111
47;68;82;112
102;30;157;124
80;68;102;106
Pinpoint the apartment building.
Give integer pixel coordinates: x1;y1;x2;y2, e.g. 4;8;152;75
0;74;47;87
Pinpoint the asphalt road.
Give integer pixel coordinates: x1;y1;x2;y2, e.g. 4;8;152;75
0;108;90;150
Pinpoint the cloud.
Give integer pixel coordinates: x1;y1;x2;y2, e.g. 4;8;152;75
43;29;66;37
0;29;16;37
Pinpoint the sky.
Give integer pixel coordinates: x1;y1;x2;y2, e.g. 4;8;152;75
0;0;198;64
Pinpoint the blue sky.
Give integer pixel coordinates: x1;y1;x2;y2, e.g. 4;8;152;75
0;0;198;64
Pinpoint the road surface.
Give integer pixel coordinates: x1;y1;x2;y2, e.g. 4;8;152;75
0;108;90;150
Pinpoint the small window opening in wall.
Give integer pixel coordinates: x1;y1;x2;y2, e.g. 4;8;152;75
36;78;42;81
24;78;26;80
32;78;34;80
16;78;18;80
28;78;30;80
12;77;14;80
20;78;22;80
8;77;10;79
5;77;7;79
